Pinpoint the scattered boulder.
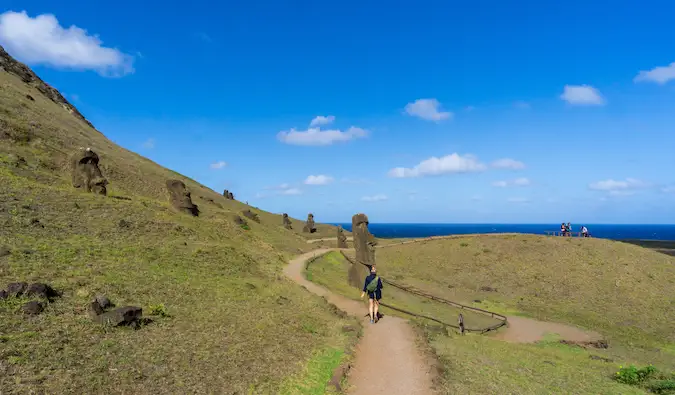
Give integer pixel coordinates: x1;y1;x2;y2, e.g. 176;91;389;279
118;219;131;229
223;189;235;200
0;290;7;299
71;148;108;195
25;283;58;300
233;215;248;227
166;179;199;216
242;209;260;223
96;294;114;310
25;94;34;101
282;213;292;229
302;213;316;233
21;301;44;315
337;225;348;248
94;306;143;327
6;282;27;297
480;286;497;292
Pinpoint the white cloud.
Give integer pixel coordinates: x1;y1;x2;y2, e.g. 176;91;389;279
280;188;302;196
634;62;675;85
389;153;486;178
361;194;388;202
277;125;368;146
661;185;675;194
560;85;605;106
507;197;529;203
304;174;333;185
491;158;525;170
210;161;227;169
309;115;335;127
588;178;650;192
492;177;531;188
256;183;302;198
142;138;155;149
0;10;134;76
404;98;453;121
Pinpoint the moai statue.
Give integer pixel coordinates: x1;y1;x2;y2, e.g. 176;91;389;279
282;213;292;229
70;148;108;195
223;189;235;200
166;179;199;216
302;213;316;233
349;213;377;288
337;225;348;248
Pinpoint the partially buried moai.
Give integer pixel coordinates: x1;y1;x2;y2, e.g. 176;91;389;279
70;147;108;195
349;213;377;287
223;189;235;200
166;179;199;216
303;213;316;233
337;225;348;248
282;213;292;230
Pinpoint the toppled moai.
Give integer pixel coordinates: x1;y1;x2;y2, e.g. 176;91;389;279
282;213;292;230
303;213;317;233
242;209;260;223
71;148;108;195
223;189;235;200
89;295;143;328
337;226;348;248
350;213;377;287
166;179;199;216
233;215;248;227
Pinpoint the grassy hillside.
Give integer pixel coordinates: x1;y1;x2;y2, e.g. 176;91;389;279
374;234;675;349
0;52;357;394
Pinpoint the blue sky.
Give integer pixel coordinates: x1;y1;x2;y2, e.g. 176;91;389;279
1;1;674;223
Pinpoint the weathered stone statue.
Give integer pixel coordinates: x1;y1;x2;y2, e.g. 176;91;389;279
71;148;108;195
302;213;316;233
337;225;348;248
223;189;234;200
166;179;199;216
282;213;292;229
349;213;377;287
242;209;260;223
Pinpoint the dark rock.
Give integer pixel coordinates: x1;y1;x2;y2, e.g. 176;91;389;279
473;299;482;303
89;300;104;316
94;306;143;327
21;301;44;315
242;209;260;223
25;283;58;299
166;180;199;216
233;215;248;227
560;339;609;349
341;325;358;333
0;246;10;257
71;148;108;195
543;360;556;366
589;355;613;363
6;282;27;297
302;213;316;233
282;213;292;230
118;219;131;229
25;94;34;101
0;290;7;299
244;283;256;290
96;295;113;310
480;286;497;292
337;225;348;248
29;218;43;227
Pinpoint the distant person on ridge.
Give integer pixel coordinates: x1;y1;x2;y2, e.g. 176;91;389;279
567;222;572;236
581;226;589;237
560;223;567;236
361;265;383;324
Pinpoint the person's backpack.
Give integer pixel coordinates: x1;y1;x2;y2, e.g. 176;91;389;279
366;276;379;293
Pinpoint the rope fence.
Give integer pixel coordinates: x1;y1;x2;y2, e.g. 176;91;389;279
338;251;507;334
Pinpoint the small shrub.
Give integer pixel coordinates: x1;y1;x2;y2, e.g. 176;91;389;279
614;364;657;385
148;303;169;318
649;379;675;394
460;242;469;247
240;224;250;231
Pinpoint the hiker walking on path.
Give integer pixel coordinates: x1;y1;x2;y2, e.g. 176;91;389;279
361;265;383;324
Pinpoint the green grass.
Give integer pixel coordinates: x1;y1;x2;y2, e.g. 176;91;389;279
0;62;358;393
279;347;346;394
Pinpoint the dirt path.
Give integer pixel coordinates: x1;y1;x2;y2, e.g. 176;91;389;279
284;249;435;395
306;237;353;244
495;315;602;343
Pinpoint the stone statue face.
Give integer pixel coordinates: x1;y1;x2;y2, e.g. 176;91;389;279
166;180;199;216
71;148;108;195
352;213;375;265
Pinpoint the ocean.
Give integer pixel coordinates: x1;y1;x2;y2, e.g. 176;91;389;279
332;223;675;241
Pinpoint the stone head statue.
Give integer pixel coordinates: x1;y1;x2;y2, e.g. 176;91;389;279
352;213;376;265
337;225;348;248
71;148;108;195
303;213;316;233
282;213;292;229
166;179;199;216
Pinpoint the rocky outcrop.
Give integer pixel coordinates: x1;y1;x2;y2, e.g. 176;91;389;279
71;148;108;195
242;209;260;223
166;180;199;216
337;226;348;248
303;213;316;233
0;45;96;129
282;213;292;229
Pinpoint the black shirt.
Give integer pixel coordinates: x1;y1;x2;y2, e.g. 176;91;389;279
363;273;383;293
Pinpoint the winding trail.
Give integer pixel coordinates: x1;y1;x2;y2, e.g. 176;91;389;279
284;249;435;395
